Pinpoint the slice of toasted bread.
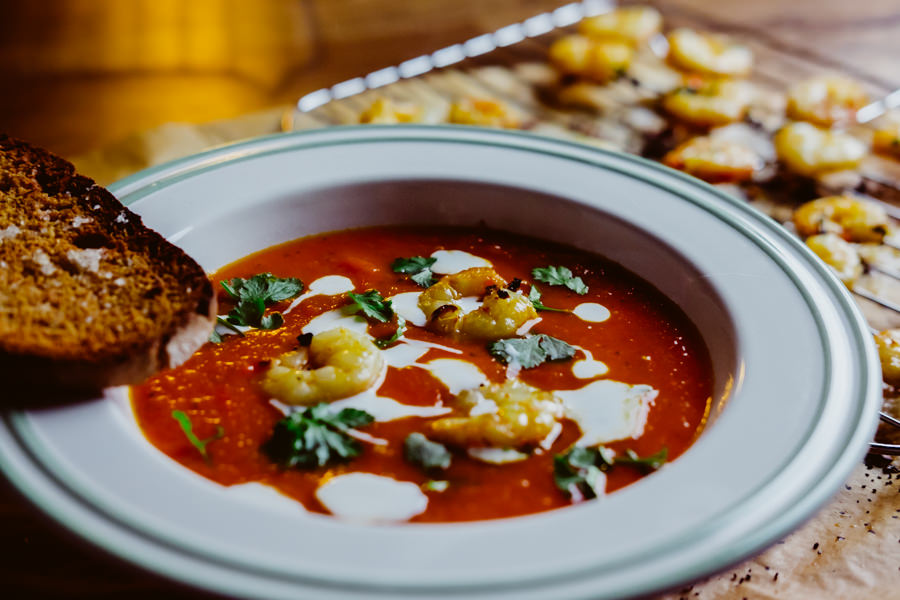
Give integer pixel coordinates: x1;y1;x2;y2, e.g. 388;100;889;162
0;135;216;395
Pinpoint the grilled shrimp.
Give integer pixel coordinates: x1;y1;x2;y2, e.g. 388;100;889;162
448;97;521;129
793;195;890;243
418;267;538;340
549;34;634;83
804;233;863;286
662;135;762;183
774;122;867;177
429;380;563;448
661;79;752;127
359;98;422;124
262;328;385;405
873;122;900;159
786;75;868;128
666;28;753;77
578;6;662;45
875;329;900;386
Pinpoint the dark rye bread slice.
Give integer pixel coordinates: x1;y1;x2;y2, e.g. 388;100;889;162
0;135;216;395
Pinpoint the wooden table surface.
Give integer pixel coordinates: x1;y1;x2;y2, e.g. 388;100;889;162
0;0;898;159
2;1;900;597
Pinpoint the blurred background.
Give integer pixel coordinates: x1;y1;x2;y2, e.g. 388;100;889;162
0;0;898;159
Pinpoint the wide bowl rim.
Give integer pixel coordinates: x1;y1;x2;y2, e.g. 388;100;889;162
0;125;881;599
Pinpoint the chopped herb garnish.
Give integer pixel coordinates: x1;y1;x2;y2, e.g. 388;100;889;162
392;256;438;288
489;334;576;369
263;404;375;469
345;290;394;323
554;446;667;499
554;446;610;500
171;410;224;462
221;273;303;330
531;265;588;295
528;284;571;313
214;316;245;339
404;433;452;471
614;447;669;473
423;480;450;492
259;312;284;330
375;315;407;349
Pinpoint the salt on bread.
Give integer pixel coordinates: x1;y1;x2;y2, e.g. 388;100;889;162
0;135;216;394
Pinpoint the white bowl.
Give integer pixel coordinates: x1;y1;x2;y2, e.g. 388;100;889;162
0;126;880;599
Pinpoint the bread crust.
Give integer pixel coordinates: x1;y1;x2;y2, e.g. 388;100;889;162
0;135;216;396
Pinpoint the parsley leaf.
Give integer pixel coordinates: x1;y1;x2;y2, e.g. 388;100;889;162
554;446;667;499
230;296;265;327
209;316;245;344
404;433;452;471
553;446;613;499
539;335;578;360
375;315;407;349
171;410;224;462
614;447;668;473
532;265;588;295
411;269;435;288
423;480;450;492
221;273;303;330
392;256;437;288
489;334;576;369
223;273;304;303
263;404;375;469
260;312;284;330
345;290;394;323
528;284;571;313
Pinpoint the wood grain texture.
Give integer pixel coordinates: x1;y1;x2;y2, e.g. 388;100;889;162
0;0;897;157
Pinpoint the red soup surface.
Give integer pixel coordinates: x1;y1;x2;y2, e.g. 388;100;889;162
131;226;713;522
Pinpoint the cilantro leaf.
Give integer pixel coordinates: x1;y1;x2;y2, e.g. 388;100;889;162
220;279;238;299
528;284;571;313
222;273;304;303
171;410;224;462
392;256;437;288
614;447;668;473
554;446;667;499
220;273;303;330
489;337;547;369
259;312;284;330
553;446;613;500
263;404;375;469
375;315;407;349
266;278;306;302
532;265;588;295
539;334;578;361
489;334;576;369
210;316;247;344
404;433;452;471
345;290;394;323
423;480;449;492
227;296;265;327
411;269;436;288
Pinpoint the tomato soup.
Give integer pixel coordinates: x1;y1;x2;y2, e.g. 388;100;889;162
131;226;712;522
